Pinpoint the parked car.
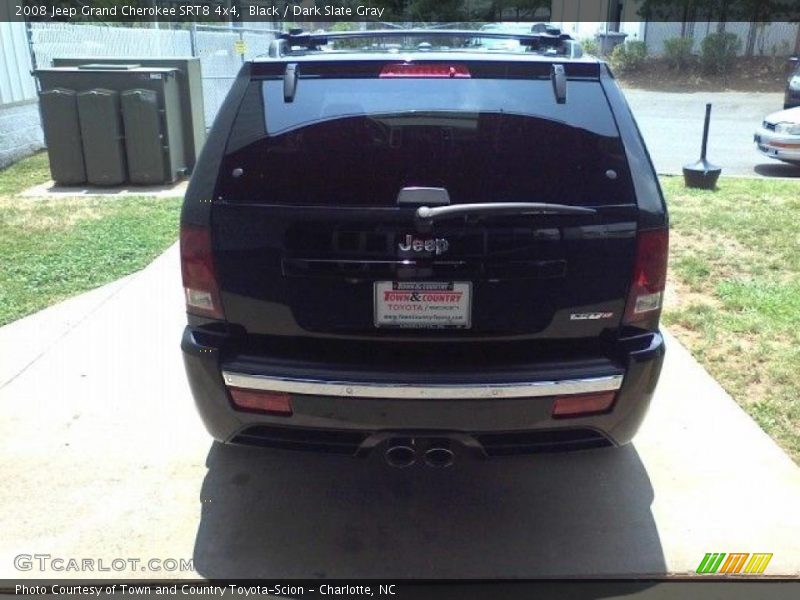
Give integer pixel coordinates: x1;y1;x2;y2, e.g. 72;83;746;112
785;56;799;109
180;28;668;468
754;106;800;165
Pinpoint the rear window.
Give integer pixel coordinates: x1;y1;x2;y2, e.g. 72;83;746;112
218;76;634;207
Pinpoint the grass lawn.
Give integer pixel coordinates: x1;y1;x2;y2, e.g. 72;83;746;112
0;151;51;196
662;176;800;463
0;152;181;326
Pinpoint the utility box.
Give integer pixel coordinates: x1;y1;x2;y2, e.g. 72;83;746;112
51;57;205;170
35;62;196;186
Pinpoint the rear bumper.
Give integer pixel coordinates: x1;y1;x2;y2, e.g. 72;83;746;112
182;327;665;455
754;128;800;162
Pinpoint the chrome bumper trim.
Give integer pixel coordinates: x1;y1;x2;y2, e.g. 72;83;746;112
221;371;623;400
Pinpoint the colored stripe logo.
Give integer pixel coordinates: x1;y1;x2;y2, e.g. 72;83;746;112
696;553;772;574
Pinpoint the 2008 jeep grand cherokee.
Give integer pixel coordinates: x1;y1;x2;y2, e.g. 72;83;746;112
180;28;668;468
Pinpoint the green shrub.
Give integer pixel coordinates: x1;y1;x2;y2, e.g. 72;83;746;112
610;40;648;72
663;36;694;70
700;32;741;75
581;37;599;56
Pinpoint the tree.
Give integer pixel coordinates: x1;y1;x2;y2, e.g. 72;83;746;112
795;22;800;55
360;0;410;20
407;0;467;22
489;0;552;20
639;0;799;54
721;0;795;55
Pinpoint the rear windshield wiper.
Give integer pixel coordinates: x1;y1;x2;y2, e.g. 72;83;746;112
415;202;596;231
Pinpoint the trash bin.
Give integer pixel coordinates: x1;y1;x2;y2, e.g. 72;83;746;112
38;88;86;185
77;88;127;186
595;32;628;55
122;89;168;185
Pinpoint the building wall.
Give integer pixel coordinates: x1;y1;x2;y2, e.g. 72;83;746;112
552;0;646;43
551;0;610;23
644;21;800;56
0;100;43;169
556;21;646;42
0;18;42;169
0;18;37;104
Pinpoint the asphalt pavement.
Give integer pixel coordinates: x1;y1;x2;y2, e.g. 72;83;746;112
624;89;800;177
1;245;799;578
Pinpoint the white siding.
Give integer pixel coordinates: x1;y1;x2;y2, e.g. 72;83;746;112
556;22;647;45
0;21;37;105
644;21;800;57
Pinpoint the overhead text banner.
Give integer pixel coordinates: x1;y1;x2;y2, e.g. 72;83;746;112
4;0;800;24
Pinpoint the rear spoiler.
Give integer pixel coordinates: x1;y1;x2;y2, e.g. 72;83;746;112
250;59;600;82
268;28;582;59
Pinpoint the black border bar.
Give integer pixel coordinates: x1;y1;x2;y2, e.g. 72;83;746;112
3;580;800;600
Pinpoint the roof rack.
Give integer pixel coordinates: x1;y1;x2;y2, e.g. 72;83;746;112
268;28;578;58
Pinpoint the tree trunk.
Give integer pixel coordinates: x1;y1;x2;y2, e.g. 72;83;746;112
717;0;728;33
746;22;758;57
795;22;800;55
680;3;688;37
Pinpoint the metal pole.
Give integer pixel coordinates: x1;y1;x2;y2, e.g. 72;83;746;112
682;102;721;189
190;22;197;56
24;14;37;72
700;103;712;160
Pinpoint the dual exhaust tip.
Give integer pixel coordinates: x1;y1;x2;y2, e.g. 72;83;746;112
384;440;454;469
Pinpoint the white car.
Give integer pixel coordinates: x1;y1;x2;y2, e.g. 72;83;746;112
754;106;800;165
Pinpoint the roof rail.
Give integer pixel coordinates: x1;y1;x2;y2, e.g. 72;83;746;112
272;28;576;57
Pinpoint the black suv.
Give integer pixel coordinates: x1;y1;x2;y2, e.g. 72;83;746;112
181;29;668;467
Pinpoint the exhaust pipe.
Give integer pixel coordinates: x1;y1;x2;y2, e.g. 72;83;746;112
424;445;455;468
385;443;416;468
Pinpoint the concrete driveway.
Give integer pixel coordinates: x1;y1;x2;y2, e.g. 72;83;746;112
624;89;800;178
1;245;800;579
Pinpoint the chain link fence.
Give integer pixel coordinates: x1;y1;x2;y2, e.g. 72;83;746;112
192;24;278;126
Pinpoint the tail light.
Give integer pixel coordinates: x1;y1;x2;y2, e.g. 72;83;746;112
380;63;471;78
623;228;669;326
229;388;293;415
552;391;616;418
180;225;224;319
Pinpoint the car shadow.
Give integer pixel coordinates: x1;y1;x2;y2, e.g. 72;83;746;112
754;162;800;178
193;442;666;578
